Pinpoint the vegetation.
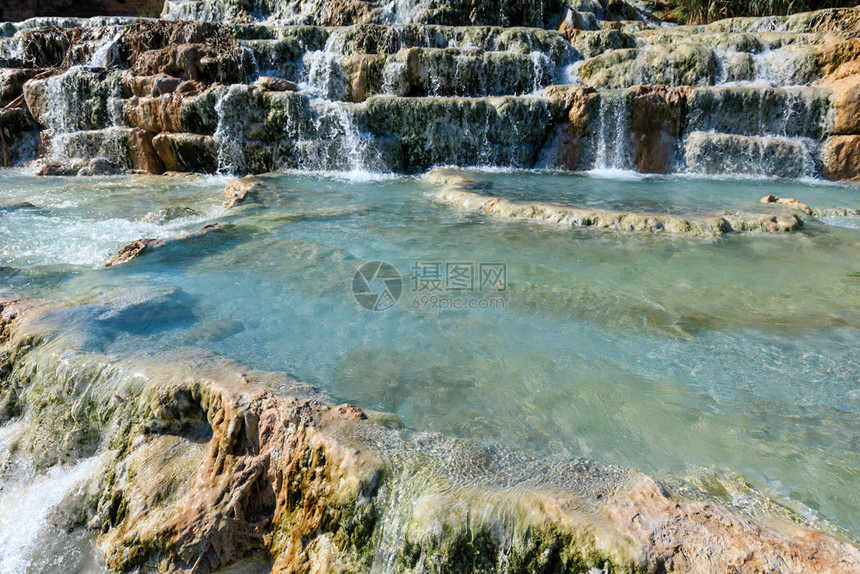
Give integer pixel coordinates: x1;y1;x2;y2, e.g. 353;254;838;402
654;0;858;24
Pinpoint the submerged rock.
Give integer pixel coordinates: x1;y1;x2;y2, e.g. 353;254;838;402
104;223;230;266
224;175;263;207
760;194;813;214
36;157;124;176
427;169;805;236
0;297;856;573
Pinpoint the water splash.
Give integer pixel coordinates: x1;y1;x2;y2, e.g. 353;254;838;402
87;27;124;68
0;454;104;573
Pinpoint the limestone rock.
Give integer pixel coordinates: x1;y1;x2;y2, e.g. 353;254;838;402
817;38;860;81
579;43;717;89
36;157;127;176
36;160;88;176
428;169;804;237
821;135;860;181
629;85;688;174
77;157;125;176
124;93;187;133
570;29;637;59
152;133;218;172
760;195;813;215
131;43;208;81
687;87;832;139
0;107;36;136
224;175;262;207
104;223;230;266
52;127;165;174
0;297;855;574
0;68;39;107
256;75;298;92
121;72;204;98
556;7;598;38
542;85;599;169
822;74;860;135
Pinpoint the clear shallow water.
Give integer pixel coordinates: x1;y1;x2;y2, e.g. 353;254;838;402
1;168;859;550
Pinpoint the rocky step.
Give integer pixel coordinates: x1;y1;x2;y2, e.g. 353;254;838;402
16;70;844;176
573;37;828;89
161;0;656;29
683;132;817;179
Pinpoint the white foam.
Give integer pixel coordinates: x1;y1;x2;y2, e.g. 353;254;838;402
821;216;860;229
0;455;102;572
585;168;644;181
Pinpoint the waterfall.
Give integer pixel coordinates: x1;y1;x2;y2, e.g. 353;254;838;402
302;30;349;100
318;101;377;173
214;85;248;174
592;91;632;172
381;60;408;96
528;50;551;95
38;67;123;162
87;27;123;68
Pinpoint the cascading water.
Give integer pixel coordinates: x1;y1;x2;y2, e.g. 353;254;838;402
592;91;632;172
302;30;349;100
0;450;104;573
214;85;248;174
87;27;123;68
39;67;124;163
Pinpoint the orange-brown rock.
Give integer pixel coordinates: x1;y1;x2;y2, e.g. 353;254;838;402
224;175;262;208
541;85;599;136
152;133;218;172
131;44;208;81
821;135;860;181
344;54;384;102
125;94;186;133
629;85;689;174
822;74;860;135
540;85;599;170
610;474;860;574
760;195;813;214
104;223;229;266
122;72;183;97
126;127;166;174
0;297;857;574
556;8;591;40
817;38;860;81
545;123;589;170
257;76;298;93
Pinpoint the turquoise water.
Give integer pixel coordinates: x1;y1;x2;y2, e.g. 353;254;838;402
1;168;859;543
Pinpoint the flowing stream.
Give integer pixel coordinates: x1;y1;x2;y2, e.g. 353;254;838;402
1;168;859;572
